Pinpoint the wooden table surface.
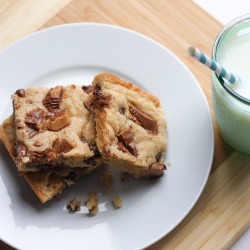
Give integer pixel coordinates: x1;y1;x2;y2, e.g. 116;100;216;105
0;0;249;249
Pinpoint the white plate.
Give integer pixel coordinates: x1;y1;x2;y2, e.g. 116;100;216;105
0;23;214;250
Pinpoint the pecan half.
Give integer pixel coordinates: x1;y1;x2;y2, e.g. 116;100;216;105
129;104;158;135
117;129;138;156
42;86;63;111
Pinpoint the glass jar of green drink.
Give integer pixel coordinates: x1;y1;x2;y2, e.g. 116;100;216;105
212;14;250;154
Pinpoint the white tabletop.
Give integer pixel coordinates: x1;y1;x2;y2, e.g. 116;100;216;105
194;1;250;249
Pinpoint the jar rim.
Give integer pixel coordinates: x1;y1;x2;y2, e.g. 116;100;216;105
212;14;250;105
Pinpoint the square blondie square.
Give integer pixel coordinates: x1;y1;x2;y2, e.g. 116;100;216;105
0;115;97;203
13;84;100;171
89;73;167;178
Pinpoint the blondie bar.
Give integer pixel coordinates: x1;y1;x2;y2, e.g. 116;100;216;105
89;73;167;178
13;85;99;171
0;115;97;203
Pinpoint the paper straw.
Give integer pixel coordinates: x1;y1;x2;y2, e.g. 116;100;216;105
188;46;240;84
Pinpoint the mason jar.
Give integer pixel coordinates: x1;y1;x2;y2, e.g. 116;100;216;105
212;14;250;154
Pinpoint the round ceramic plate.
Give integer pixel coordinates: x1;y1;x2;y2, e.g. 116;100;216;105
0;23;214;250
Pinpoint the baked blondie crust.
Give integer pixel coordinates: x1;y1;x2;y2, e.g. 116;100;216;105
13;85;99;171
89;73;167;178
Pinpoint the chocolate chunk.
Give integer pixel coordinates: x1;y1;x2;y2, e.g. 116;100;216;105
30;148;56;162
89;144;100;157
93;84;111;109
129;104;158;135
18;143;28;157
84;101;92;112
117;129;138;156
52;138;73;154
119;106;126;115
93;83;102;99
82;85;92;94
148;163;166;178
52;138;61;154
117;141;129;153
80;136;87;143
43;86;63;111
155;152;161;162
15;89;26;97
46;109;70;131
28;129;39;139
149;163;166;170
25;109;47;130
60;139;73;153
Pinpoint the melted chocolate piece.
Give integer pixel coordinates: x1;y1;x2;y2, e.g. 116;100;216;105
46;109;67;121
149;163;166;170
52;138;73;154
18;143;28;157
60;139;73;153
117;141;129;153
129;104;158;135
80;136;87;143
89;144;100;157
155;152;162;162
84;101;92;112
147;163;166;178
43;86;63;111
30;148;55;162
28;129;39;139
82;85;92;94
93;83;102;99
15;89;26;97
117;129;138;156
119;106;126;115
25;109;47;130
93;83;111;109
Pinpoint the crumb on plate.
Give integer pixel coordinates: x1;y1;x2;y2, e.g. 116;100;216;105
112;195;123;209
66;198;81;212
85;193;99;216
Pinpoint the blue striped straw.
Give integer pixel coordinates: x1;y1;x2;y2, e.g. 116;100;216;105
188;46;240;84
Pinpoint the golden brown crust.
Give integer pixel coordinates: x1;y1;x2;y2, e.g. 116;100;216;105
92;73;161;107
0;116;16;161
